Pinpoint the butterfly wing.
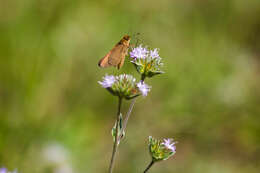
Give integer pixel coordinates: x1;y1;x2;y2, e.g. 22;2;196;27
98;51;112;68
108;44;125;68
98;44;123;68
117;45;128;69
98;35;130;69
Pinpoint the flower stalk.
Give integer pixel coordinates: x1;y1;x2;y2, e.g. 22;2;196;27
119;97;137;141
109;97;122;173
143;160;155;173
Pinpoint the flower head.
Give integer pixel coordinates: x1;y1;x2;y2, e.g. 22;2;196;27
162;138;176;153
137;82;151;96
99;74;152;99
148;136;176;162
98;74;116;88
130;45;164;79
111;74;137;99
130;45;148;59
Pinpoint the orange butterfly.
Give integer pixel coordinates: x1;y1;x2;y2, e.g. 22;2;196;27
98;35;130;69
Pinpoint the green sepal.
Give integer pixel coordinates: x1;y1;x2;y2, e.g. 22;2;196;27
133;61;164;79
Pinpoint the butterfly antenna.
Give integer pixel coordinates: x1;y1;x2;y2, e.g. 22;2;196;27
134;32;141;46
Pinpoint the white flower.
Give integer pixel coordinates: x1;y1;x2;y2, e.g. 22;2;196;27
137;82;151;96
150;48;160;59
130;45;148;59
162;138;176;152
98;74;116;88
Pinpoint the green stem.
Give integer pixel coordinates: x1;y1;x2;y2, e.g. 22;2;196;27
141;74;146;82
143;160;155;173
119;97;137;141
109;97;122;173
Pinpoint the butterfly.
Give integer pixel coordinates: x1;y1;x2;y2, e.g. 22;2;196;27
98;35;131;69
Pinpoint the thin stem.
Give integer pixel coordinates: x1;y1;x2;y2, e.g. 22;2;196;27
143;160;155;173
141;75;146;82
109;97;122;173
119;97;137;141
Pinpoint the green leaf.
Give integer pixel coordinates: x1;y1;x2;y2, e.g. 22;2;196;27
111;113;125;144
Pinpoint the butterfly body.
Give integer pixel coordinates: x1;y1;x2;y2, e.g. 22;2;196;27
98;35;130;69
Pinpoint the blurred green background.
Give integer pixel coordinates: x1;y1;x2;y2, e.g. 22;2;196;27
1;0;260;172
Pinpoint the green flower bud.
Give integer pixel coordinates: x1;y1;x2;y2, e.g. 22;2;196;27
148;136;176;162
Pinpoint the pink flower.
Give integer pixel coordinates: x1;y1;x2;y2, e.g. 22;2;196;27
130;45;148;59
98;74;116;88
162;138;176;152
137;82;151;96
150;48;160;59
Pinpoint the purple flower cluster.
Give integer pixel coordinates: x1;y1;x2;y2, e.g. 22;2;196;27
0;168;17;173
137;82;151;96
162;138;176;153
130;45;149;59
130;45;161;60
129;45;164;79
98;74;116;88
98;74;151;98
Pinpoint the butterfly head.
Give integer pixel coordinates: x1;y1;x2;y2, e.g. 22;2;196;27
123;35;130;41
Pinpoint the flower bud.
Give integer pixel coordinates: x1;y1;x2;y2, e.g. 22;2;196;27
111;113;125;145
148;136;176;162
